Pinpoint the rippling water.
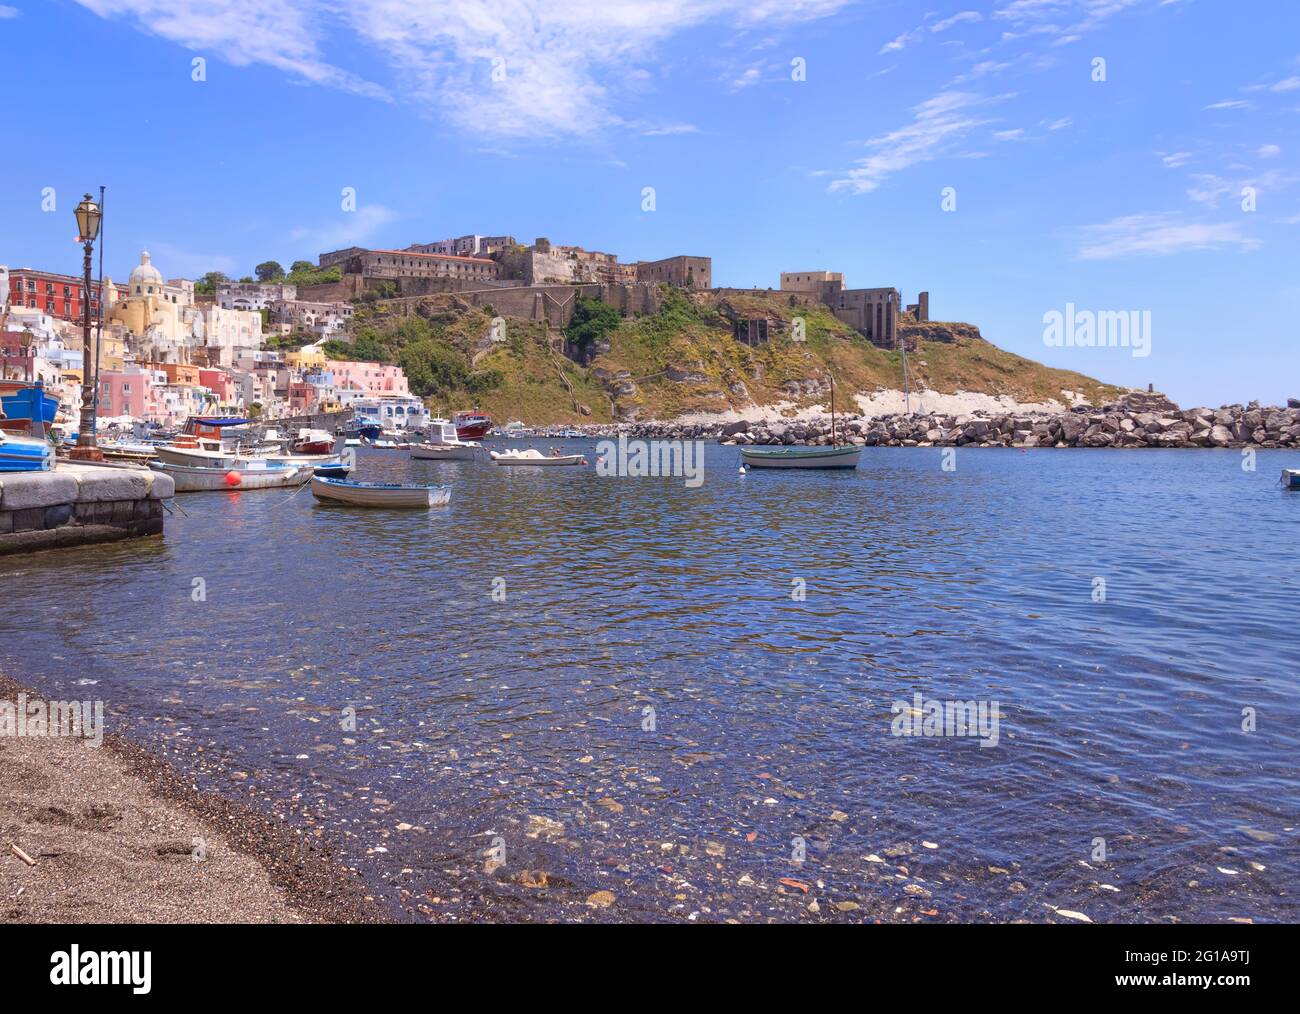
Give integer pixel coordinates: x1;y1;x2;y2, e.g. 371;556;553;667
3;442;1298;922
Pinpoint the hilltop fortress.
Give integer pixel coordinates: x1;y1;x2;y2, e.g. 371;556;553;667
303;234;925;351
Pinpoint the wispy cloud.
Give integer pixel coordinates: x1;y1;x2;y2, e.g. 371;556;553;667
879;28;924;55
287;204;399;254
932;11;982;32
641;123;700;136
1160;151;1192;168
1258;143;1281;158
826;91;1006;194
0;5;21;18
75;0;854;139
1077;212;1259;260
1203;99;1251;110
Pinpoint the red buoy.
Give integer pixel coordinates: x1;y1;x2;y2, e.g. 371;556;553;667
224;470;242;487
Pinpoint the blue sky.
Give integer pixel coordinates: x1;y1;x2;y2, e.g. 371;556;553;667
2;0;1297;406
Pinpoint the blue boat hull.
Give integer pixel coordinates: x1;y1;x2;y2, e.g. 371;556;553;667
1;387;59;433
0;434;53;472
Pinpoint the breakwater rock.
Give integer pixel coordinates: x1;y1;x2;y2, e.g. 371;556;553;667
562;394;1300;449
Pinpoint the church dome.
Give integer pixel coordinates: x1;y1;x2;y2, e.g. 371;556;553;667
129;251;163;291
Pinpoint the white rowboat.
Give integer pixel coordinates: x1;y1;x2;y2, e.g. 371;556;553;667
310;476;451;508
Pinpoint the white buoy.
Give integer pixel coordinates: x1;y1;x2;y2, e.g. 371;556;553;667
738;464;746;474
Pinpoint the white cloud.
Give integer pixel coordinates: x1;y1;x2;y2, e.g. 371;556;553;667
641;123;700;136
993;128;1025;140
1271;76;1300;92
1044;115;1072;130
1160;151;1192;168
1203;99;1250;110
1186;173;1232;207
879;28;924;54
1258;143;1281;158
932;11;982;32
0;5;21;19
287;204;399;254
1077;212;1259;260
75;0;853;139
827;91;1005;194
730;67;762;90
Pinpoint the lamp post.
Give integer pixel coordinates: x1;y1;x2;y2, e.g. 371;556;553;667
19;328;34;384
69;193;102;460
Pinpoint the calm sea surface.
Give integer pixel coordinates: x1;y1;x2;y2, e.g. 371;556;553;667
3;442;1297;922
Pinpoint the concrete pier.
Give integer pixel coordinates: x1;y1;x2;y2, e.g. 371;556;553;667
0;463;174;555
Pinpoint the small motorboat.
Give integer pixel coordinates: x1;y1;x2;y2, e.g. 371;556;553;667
291;428;337;455
150;459;304;492
0;431;53;472
310;476;451;508
1281;468;1300;490
411;418;481;462
489;448;585;466
312;460;353;478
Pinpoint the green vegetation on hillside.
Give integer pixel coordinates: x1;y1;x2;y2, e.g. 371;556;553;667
327;287;1125;424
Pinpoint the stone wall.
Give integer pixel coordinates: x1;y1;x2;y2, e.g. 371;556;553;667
0;463;174;556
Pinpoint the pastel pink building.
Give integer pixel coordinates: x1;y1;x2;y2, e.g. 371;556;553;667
199;368;238;408
98;371;149;420
325;359;409;396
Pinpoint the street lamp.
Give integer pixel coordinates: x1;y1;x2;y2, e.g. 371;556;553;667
19;328;34;384
69;193;102;460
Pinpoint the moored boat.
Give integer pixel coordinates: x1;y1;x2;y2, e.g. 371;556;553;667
740;376;861;470
740;444;863;469
290;428;337;455
0;382;60;437
411;418;481;461
0;431;53;472
149;459;304;492
1282;468;1300;490
489;448;585;466
310;476;451;508
312;460;353;478
454;408;492;441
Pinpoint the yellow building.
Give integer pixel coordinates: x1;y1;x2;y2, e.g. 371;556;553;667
107;252;193;350
285;344;327;370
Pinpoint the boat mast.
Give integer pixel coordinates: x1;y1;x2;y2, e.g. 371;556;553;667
830;373;837;446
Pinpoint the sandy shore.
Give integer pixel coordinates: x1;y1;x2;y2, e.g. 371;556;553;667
0;673;385;924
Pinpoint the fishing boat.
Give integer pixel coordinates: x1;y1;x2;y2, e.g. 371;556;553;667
342;418;383;441
454;408;492;441
410;418;481;461
149;459;305;492
489;448;585;466
740;444;863;469
290;427;336;455
740;379;862;470
154;416;256;466
0;381;60;437
0;431;53;472
310;476;451;508
1282;468;1300;490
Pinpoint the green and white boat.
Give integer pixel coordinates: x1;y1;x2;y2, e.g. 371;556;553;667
740;443;862;469
739;379;862;470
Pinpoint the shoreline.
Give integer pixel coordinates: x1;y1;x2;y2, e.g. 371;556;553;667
0;672;388;924
496;393;1300;451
